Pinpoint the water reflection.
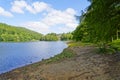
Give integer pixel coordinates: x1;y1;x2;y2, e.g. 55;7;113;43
0;41;67;74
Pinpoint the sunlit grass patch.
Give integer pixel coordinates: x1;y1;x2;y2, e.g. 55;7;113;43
44;48;75;63
110;39;120;51
68;41;94;47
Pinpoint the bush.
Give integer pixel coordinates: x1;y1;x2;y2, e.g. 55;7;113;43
110;39;120;51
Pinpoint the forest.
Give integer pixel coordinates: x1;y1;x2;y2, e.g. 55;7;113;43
73;0;120;52
0;23;43;42
0;23;73;42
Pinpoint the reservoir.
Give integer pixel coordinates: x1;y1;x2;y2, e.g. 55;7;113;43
0;41;67;74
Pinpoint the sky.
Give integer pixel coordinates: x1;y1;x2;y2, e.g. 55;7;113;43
0;0;90;34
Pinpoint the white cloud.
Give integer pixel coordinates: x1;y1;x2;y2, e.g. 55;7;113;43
32;2;50;13
0;7;13;17
23;21;50;34
66;8;76;15
25;5;34;14
42;8;77;27
11;0;50;14
11;0;27;13
10;0;78;34
41;8;78;33
23;8;78;34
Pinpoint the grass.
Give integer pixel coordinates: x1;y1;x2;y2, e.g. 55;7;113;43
44;48;75;63
110;39;120;51
97;39;120;54
68;41;94;47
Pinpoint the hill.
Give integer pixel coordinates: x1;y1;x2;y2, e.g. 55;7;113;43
0;23;43;42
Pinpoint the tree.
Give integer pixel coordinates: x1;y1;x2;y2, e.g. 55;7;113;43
73;0;120;52
83;0;120;42
60;33;73;41
42;33;58;41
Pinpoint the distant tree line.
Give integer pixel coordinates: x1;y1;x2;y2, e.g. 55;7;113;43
40;33;58;41
60;33;73;41
0;23;73;42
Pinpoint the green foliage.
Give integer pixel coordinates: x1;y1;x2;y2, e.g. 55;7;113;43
0;23;43;42
45;48;75;63
97;40;120;54
60;32;73;41
97;47;116;54
73;0;120;53
84;0;120;42
41;33;58;41
110;39;120;51
73;23;91;42
96;43;118;54
68;41;93;47
73;25;83;41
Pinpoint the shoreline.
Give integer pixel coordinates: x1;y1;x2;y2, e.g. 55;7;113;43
0;46;120;80
0;41;68;75
0;46;75;75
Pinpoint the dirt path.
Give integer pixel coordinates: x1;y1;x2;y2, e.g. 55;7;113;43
0;46;120;80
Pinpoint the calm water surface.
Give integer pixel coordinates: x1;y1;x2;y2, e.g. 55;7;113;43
0;41;67;74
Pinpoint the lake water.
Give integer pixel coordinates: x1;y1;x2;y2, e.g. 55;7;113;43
0;41;67;74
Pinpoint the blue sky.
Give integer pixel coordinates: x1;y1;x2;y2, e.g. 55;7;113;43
0;0;90;34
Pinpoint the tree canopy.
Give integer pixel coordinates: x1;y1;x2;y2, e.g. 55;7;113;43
41;33;58;41
73;0;120;43
60;32;73;41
